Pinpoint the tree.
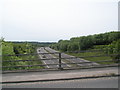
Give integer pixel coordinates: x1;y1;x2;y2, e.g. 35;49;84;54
105;39;120;63
67;42;79;51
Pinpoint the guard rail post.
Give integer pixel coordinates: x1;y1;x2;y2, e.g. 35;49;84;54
58;53;63;70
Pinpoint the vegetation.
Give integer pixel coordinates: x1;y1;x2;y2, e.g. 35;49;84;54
1;39;50;70
50;31;120;64
67;46;113;64
1;31;120;71
104;39;120;63
11;41;55;47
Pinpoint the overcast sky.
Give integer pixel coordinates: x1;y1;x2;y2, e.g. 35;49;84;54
0;0;119;42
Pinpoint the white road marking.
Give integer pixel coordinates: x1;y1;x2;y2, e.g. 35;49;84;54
37;49;50;68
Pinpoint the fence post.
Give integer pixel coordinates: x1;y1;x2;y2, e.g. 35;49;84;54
58;53;63;70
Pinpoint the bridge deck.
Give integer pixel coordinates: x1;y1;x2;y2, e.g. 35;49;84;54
2;67;118;83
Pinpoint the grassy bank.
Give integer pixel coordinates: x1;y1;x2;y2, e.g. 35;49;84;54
67;50;114;65
67;44;116;65
2;41;44;71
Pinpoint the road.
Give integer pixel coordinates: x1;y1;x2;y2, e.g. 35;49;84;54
37;47;68;69
44;47;99;68
2;47;119;88
2;77;118;88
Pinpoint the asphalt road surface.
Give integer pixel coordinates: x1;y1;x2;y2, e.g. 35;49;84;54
37;47;68;69
44;47;99;68
2;77;118;88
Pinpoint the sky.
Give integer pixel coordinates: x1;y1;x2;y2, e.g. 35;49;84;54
0;0;119;42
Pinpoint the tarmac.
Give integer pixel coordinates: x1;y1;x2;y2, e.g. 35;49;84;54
2;67;119;84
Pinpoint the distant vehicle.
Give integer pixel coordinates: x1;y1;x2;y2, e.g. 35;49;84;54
42;55;46;58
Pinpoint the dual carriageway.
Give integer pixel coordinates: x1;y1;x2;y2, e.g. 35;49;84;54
37;47;99;69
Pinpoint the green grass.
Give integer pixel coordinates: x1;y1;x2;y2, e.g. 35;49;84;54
67;51;115;65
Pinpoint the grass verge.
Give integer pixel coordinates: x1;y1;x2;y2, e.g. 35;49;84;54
67;51;115;65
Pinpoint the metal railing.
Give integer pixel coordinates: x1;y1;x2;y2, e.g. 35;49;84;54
1;50;120;73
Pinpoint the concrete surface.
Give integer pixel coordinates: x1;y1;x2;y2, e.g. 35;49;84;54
2;67;118;83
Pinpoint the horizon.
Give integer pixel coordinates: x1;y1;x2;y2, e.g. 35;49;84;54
3;30;119;42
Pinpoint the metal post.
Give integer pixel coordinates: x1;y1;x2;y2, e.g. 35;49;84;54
58;53;63;70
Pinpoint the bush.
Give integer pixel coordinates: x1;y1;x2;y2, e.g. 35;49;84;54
105;39;120;63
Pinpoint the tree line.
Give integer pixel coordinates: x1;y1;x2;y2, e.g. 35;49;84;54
50;31;120;62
